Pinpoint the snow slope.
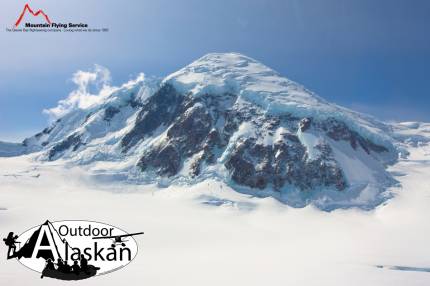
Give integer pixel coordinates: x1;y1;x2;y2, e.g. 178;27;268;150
0;53;410;210
0;125;429;285
165;53;394;146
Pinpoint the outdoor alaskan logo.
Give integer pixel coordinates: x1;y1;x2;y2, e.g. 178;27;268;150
6;3;109;33
3;220;143;281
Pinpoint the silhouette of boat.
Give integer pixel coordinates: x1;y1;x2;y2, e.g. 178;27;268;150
41;265;100;280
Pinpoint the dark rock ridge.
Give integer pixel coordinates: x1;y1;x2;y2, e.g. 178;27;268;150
121;84;184;151
48;133;83;160
119;83;389;192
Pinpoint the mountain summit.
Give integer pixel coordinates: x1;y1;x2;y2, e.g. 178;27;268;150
165;52;325;106
3;53;402;210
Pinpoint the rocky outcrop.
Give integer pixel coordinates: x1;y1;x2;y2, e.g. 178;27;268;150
225;136;346;191
318;118;388;154
118;84;387;192
121;84;184;151
48;133;83;160
104;106;120;122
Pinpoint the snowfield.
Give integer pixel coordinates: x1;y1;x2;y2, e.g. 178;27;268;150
6;53;406;210
1;53;429;284
1;125;430;285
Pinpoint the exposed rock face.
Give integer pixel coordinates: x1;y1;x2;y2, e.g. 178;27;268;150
121;84;184;151
136;87;233;177
225;137;346;191
48;133;83;160
118;83;387;192
104;106;120;122
13;53;400;208
318;118;388;154
299;118;312;132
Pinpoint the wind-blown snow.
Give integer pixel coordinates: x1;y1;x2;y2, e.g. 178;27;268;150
22;72;160;161
44;65;115;120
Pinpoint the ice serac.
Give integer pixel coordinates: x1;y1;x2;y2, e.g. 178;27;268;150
5;52;402;210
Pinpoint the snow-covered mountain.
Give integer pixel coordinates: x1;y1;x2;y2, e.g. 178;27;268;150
1;53;409;209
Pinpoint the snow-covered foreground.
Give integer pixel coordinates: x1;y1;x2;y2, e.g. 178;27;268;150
1;142;430;285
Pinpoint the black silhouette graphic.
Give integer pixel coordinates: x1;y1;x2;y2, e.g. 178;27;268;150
3;232;19;259
80;254;89;274
4;220;100;281
92;232;144;247
45;259;55;270
41;256;100;280
57;258;65;272
4;220;142;281
11;220;62;260
63;260;72;273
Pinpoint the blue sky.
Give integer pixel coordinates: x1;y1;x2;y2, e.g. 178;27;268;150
1;0;429;141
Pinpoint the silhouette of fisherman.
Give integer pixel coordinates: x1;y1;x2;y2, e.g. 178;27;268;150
3;232;19;259
80;254;89;274
72;260;81;275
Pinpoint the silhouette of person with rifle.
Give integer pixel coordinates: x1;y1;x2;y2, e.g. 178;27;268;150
3;232;19;259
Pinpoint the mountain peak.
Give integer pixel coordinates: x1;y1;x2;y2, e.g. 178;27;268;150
164;52;329;114
163;53;395;149
191;52;261;65
165;52;290;92
179;52;266;71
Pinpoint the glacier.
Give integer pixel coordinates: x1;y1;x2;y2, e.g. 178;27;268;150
0;52;417;210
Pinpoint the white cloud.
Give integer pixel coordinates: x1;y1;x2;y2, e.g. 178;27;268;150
44;65;116;120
